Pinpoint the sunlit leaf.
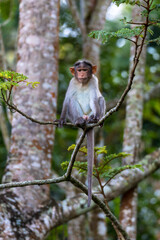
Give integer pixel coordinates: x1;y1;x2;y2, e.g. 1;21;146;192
67;144;76;151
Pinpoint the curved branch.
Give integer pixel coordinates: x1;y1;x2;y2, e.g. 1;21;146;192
0;147;159;192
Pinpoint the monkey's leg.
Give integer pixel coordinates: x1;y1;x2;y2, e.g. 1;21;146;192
68;99;86;126
87;128;94;207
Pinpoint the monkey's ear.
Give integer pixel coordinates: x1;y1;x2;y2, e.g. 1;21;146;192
92;65;97;74
70;67;75;76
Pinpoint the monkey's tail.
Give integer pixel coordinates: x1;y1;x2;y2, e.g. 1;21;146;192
87;128;94;207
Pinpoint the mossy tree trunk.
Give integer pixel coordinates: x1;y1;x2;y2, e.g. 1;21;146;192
0;0;59;239
119;3;146;239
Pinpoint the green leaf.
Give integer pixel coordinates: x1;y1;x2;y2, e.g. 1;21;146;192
100;164;143;179
61;161;69;171
94;146;107;155
113;0;137;6
67;144;76;151
61;160;88;175
147;28;154;36
97;152;131;174
120;17;127;24
141;10;148;17
79;146;87;154
147;37;160;45
26;81;40;88
89;27;143;44
0;71;28;83
67;144;87;154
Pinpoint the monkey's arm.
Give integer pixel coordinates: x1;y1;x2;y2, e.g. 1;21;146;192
58;99;68;127
58;82;73;127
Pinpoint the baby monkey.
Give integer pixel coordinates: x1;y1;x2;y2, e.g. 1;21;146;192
58;60;106;206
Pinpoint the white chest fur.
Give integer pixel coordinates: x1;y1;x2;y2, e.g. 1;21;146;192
76;86;91;115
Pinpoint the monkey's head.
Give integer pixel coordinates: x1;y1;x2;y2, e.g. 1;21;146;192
70;60;97;84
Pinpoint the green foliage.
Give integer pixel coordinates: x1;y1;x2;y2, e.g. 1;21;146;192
148;36;160;45
97;152;131;174
94;146;108;155
62;146;143;183
148;28;154;36
68;144;87;154
113;0;139;6
0;71;40;91
26;81;40;88
89;27;143;44
61;160;88;175
100;164;143;179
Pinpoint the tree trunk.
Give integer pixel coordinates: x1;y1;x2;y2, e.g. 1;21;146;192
0;0;59;239
89;208;107;240
119;3;146;239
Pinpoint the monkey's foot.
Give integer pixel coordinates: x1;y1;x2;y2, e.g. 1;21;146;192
75;117;86;127
56;118;66;128
87;114;99;123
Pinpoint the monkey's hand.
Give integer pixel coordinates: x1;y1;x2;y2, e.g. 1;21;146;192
56;118;66;128
75;117;86;128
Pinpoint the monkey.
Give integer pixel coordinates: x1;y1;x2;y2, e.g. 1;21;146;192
58;60;106;207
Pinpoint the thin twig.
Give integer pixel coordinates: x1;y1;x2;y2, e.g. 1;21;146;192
0;175;66;190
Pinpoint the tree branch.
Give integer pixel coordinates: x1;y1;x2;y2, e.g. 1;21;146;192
14;148;160;239
90;11;149;128
65;130;87;178
0;147;159;195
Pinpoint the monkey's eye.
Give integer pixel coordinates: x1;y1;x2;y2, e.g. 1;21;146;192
77;69;88;72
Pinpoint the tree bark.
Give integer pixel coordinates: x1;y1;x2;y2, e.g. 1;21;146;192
0;0;59;239
119;3;146;239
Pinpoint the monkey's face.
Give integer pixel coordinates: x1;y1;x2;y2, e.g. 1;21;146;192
75;67;92;84
70;60;97;84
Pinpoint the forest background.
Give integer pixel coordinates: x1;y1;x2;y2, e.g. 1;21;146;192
0;0;160;239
